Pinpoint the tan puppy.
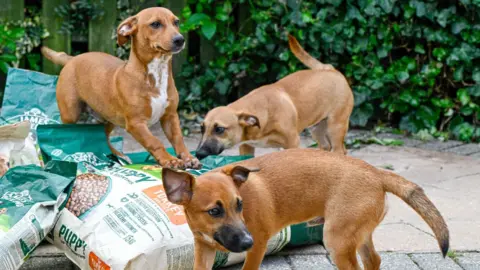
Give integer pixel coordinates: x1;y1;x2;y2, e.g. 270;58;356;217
195;35;354;159
162;149;449;270
41;7;200;169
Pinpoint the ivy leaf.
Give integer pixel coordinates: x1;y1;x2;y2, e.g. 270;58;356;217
457;88;471;105
451;121;474;141
279;51;290;61
468;85;480;97
346;5;366;24
187;13;210;26
215;78;231;95
396;71;409;83
451;19;469;34
436;7;456;28
411;0;426;17
399;113;422;133
0;54;17;62
350;103;374;127
472;68;480;82
0;61;9;74
417;105;439;128
414;44;425;54
379;0;396;14
453;66;464;81
353;86;371;106
201;20;217;40
432;48;447;60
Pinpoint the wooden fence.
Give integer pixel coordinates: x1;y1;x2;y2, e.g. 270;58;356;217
0;0;190;77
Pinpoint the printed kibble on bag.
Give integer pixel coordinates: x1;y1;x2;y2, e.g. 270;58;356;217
65;173;109;217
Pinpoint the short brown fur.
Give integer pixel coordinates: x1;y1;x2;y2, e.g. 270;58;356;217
163;149;449;270
41;7;200;169
195;35;354;159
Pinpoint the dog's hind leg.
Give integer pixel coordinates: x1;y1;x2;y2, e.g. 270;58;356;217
104;122;132;163
323;222;362;270
358;233;381;270
56;77;82;124
325;116;349;155
310;119;331;151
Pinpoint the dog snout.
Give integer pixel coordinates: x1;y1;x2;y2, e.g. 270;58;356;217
172;35;185;48
195;139;224;159
214;225;253;253
239;232;254;251
195;148;209;160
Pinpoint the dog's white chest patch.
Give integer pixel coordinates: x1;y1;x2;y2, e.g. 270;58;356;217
147;56;171;126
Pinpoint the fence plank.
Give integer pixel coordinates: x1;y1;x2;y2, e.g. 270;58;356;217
0;0;24;97
88;0;117;54
163;0;188;80
0;0;24;22
42;0;71;75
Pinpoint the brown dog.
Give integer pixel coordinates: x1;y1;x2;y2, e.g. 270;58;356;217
195;35;354;159
162;149;449;270
41;7;200;169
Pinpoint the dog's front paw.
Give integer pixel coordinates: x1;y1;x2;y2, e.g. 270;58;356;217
160;157;186;170
179;153;202;169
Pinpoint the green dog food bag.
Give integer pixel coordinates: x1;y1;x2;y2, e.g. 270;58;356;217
0;161;77;270
36;124;117;170
0;68;124;152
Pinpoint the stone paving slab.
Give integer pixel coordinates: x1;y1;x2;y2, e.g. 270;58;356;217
456;253;480;270
378;253;420;270
222;256;291;270
410;253;463;270
289;254;334;269
443;143;480;156
416;140;464;151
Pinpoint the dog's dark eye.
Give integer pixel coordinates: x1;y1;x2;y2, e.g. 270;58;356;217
214;126;225;135
236;199;243;212
208;207;223;218
174;19;180;27
150;21;162;29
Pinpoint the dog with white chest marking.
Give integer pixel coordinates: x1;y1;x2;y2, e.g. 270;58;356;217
41;7;201;169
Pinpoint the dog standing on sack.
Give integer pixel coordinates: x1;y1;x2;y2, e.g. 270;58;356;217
196;35;354;159
162;148;449;270
41;7;201;169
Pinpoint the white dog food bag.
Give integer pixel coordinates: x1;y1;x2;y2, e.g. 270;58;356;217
47;164;290;270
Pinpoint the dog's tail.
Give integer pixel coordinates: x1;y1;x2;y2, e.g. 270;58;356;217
287;34;334;70
382;170;449;257
40;46;73;66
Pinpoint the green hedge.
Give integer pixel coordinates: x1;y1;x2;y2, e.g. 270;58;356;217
178;0;480;141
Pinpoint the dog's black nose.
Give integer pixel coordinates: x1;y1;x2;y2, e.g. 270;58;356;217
239;234;254;251
172;35;185;47
195;149;208;160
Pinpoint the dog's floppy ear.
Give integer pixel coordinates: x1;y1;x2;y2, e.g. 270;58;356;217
162;168;195;205
238;113;260;129
223;165;260;186
117;16;138;46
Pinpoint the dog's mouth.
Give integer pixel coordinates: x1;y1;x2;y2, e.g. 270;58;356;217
154;43;184;54
154;44;171;53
